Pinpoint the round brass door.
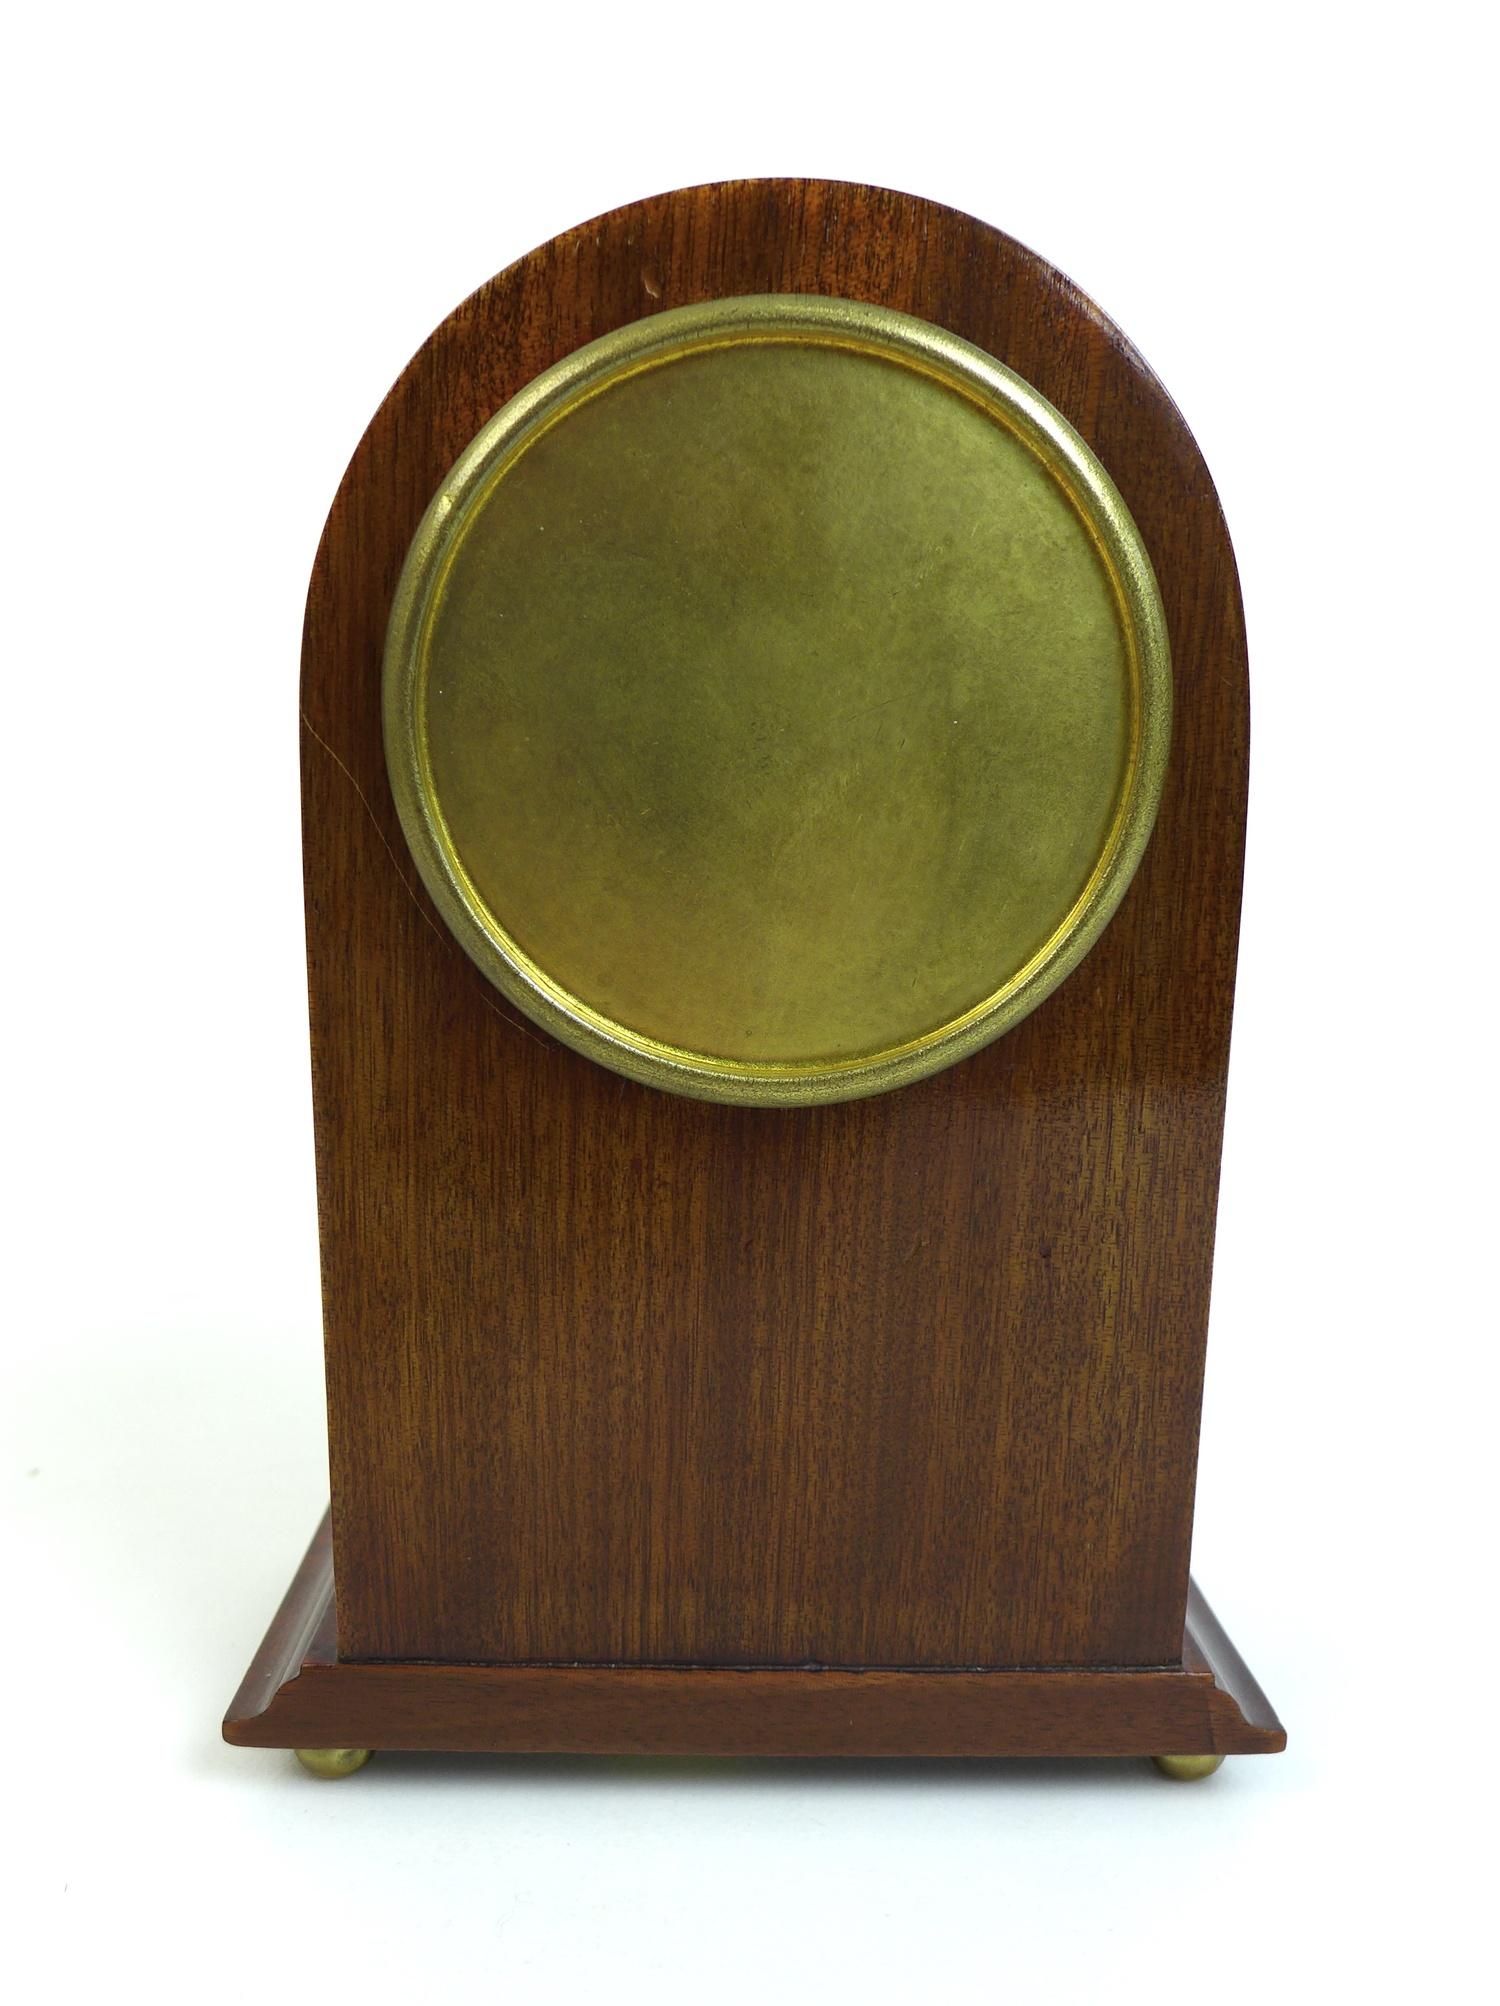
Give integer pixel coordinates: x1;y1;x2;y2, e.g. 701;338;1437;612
384;295;1170;1104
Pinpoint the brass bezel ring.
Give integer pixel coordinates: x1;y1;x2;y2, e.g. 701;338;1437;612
383;294;1172;1106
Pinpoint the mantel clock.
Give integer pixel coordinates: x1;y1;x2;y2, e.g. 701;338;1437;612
225;179;1285;1781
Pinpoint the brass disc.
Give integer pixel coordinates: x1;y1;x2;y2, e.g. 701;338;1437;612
384;295;1170;1105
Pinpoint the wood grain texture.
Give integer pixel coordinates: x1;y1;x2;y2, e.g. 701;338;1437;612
224;1517;1285;1755
300;180;1251;1670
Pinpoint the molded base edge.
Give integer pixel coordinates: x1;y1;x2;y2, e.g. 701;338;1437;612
224;1515;1285;1759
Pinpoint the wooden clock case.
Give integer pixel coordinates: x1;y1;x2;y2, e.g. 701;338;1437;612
225;178;1285;1770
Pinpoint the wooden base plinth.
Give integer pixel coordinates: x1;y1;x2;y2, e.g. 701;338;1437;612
224;1516;1285;1761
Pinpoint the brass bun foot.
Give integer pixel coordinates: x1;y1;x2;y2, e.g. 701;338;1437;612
1151;1753;1224;1781
294;1747;373;1779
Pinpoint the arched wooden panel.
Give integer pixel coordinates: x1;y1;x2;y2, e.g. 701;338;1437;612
298;179;1249;1671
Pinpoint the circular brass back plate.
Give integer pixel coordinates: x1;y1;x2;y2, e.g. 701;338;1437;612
384;296;1170;1105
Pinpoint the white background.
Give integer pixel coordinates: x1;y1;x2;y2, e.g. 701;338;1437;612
5;4;1494;2000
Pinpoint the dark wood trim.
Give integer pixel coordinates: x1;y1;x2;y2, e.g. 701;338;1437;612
225;1516;1284;1758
